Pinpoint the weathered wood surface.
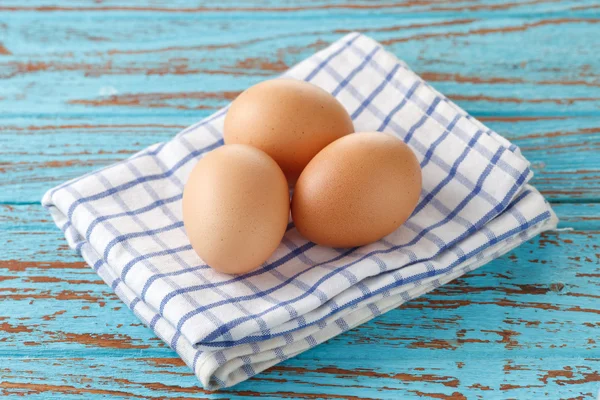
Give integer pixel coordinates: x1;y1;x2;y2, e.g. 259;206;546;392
4;115;599;203
1;1;599;398
2;0;600;203
1;204;599;399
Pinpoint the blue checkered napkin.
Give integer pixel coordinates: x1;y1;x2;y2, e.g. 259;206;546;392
43;33;557;389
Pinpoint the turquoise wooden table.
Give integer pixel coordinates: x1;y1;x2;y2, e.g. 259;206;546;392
1;1;599;398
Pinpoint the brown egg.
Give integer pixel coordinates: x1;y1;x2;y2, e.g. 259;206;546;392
224;78;354;185
182;145;290;274
291;132;422;248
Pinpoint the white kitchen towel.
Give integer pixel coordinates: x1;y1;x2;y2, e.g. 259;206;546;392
43;33;558;389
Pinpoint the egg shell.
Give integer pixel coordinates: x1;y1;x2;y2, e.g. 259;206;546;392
224;78;354;185
182;144;290;274
291;132;422;248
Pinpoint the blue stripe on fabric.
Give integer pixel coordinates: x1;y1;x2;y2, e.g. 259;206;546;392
351;63;400;120
420;115;461;169
158;241;316;315
111;277;121;291
377;80;420;131
412;130;485;216
178;106;229;138
121;244;195;281
160;93;523;337
47;104;230;204
163;96;529;348
304;33;361;82
332;45;381;97
316;43;506;213
199;209;551;347
46;141;169;203
195;172;531;344
107;148;300;341
192;350;203;372
102;220;184;261
149;314;161;329
345;42;523;181
77;193;183;252
404;97;441;144
92;258;103;271
156;50;456;324
129;298;140;311
65;139;223;222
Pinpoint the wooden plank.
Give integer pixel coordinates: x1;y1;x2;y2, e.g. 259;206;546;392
1;1;599;398
2;116;599;203
0;0;598;14
1;11;599;202
0;203;598;398
0;118;189;204
2;356;599;399
2;16;600;118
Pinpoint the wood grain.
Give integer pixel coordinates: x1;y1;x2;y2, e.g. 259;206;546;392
3;115;599;203
0;204;598;398
1;1;599;398
1;4;600;202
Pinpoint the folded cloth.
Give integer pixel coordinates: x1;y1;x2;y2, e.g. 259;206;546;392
42;33;558;389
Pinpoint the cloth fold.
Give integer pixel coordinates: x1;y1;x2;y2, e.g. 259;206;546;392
43;33;557;389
